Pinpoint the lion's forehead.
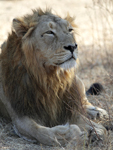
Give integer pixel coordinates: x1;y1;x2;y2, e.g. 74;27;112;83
39;15;70;30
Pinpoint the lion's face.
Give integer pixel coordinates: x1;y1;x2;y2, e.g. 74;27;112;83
33;15;78;70
13;10;78;70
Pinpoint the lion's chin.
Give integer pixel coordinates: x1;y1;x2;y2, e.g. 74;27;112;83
59;59;76;70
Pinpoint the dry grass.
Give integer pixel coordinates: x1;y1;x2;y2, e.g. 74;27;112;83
0;0;113;149
78;0;113;149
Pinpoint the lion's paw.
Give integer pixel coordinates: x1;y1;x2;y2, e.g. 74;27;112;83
86;105;108;120
88;125;106;146
50;124;83;146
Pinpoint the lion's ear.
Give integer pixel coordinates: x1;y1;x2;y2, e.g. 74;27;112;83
13;18;28;37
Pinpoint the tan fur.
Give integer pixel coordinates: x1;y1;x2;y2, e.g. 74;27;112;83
0;8;108;146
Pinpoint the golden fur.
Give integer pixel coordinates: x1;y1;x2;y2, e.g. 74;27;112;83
0;8;108;146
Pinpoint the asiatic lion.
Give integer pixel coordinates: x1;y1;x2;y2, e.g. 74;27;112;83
0;8;108;146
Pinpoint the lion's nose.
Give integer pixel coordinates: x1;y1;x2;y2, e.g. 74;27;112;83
64;44;77;53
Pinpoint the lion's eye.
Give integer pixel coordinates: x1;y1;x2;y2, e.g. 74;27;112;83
69;28;73;32
45;31;55;35
41;31;55;37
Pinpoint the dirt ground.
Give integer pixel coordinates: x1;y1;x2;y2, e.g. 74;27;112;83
0;0;113;149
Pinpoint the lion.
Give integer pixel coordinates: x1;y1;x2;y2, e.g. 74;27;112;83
0;8;108;146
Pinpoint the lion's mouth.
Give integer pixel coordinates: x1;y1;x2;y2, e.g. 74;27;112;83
56;56;76;65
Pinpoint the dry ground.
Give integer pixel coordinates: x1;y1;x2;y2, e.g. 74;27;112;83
0;0;113;149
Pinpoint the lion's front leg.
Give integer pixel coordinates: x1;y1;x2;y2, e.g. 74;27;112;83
76;75;108;120
14;117;83;146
